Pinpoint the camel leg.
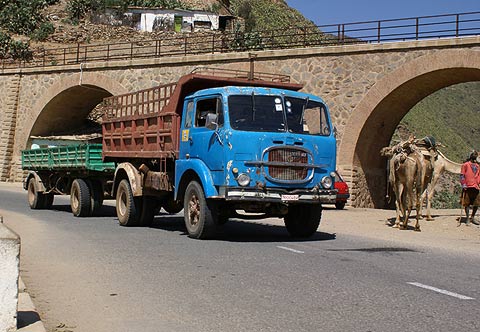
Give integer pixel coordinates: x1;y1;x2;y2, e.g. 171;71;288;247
426;172;441;221
414;191;422;232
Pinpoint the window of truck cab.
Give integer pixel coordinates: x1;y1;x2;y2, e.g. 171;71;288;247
193;96;224;128
228;95;331;135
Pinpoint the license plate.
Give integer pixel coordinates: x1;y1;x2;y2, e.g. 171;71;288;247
282;194;299;201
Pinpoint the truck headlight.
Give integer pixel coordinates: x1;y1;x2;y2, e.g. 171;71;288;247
321;176;333;189
237;173;251;187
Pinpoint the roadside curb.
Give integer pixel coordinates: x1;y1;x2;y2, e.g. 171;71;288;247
17;277;46;332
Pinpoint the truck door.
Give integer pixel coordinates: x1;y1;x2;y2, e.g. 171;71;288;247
180;96;225;175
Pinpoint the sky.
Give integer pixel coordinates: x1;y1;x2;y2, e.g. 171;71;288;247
285;0;480;26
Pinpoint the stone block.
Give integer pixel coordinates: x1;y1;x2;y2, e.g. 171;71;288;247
0;220;20;332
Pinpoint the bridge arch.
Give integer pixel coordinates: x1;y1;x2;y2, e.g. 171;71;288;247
25;72;128;147
338;49;480;208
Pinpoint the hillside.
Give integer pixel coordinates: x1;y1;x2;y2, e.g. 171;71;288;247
395;82;480;163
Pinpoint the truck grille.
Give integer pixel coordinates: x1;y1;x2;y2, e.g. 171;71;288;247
267;148;309;181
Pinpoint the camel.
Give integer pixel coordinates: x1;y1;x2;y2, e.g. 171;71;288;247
418;149;462;220
413;137;462;220
381;138;423;231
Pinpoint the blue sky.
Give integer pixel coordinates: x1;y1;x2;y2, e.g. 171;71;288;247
285;0;480;25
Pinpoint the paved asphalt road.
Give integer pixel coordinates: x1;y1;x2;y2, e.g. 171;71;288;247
1;184;479;332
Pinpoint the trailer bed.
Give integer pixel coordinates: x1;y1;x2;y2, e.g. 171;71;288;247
22;144;115;173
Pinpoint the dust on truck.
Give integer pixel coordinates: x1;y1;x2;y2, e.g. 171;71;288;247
101;68;337;238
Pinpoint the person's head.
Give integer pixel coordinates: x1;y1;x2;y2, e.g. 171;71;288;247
468;150;478;162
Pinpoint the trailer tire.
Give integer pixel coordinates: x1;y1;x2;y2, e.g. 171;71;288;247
284;204;322;238
116;179;142;226
184;181;217;239
70;179;92;217
27;178;46;209
44;193;54;209
88;180;104;215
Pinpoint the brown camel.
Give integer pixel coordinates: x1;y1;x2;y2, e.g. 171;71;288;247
413;138;462;220
381;138;423;231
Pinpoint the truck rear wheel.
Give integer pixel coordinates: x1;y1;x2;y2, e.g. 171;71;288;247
70;179;92;217
117;179;151;226
27;178;46;209
184;181;217;239
284;204;322;238
162;196;183;214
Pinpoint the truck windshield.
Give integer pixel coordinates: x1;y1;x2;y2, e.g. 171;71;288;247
228;95;331;136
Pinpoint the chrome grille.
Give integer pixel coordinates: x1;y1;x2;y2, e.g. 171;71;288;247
267;148;309;181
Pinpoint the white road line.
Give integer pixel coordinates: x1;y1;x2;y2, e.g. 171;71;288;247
407;282;475;300
277;246;304;254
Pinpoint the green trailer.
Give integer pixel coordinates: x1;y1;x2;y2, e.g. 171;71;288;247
22;143;115;217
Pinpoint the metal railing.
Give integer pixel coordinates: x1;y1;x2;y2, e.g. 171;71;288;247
3;11;479;69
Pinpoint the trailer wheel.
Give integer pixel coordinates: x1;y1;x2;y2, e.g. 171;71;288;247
44;193;54;209
116;179;142;226
88;180;104;215
184;181;217;239
27;178;46;209
70;179;92;217
284;204;322;238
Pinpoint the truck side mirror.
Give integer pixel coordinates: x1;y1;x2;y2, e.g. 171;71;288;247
205;113;218;130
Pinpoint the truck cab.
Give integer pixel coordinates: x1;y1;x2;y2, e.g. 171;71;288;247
175;86;337;238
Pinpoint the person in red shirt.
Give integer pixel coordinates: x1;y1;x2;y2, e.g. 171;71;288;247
459;150;480;226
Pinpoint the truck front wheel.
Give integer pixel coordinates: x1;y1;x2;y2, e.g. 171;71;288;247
70;179;92;217
284;204;322;238
184;181;217;239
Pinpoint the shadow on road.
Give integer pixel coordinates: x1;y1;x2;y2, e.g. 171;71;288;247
149;213;336;243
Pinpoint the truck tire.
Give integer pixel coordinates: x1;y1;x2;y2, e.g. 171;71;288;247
70;179;92;217
27;178;46;209
162;196;183;214
184;181;217;239
88;180;104;215
139;196;156;227
116;179;142;226
284;204;322;238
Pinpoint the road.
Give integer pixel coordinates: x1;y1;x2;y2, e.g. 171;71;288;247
1;183;479;332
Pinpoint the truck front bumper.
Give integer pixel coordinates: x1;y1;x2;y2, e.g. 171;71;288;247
222;187;337;204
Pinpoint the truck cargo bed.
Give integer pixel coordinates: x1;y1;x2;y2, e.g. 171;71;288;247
22;144;115;173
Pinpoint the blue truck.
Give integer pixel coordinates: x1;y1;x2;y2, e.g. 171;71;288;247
24;68;337;239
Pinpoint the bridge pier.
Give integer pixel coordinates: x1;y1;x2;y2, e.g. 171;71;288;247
0;74;21;182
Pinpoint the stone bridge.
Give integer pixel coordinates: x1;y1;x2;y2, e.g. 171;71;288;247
1;36;479;208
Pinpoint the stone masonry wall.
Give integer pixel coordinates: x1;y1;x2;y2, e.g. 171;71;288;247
0;36;479;205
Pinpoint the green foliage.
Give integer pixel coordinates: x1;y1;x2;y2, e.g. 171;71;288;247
31;22;56;41
0;31;33;61
230;0;318;32
8;40;33;60
0;31;11;58
431;185;462;209
400;82;480;163
67;0;106;21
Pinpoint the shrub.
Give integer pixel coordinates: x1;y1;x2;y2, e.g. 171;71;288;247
31;22;56;41
0;31;11;58
67;0;106;21
0;0;51;35
9;40;33;61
